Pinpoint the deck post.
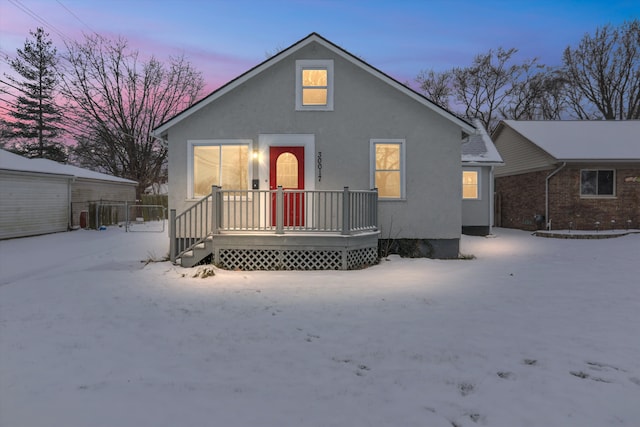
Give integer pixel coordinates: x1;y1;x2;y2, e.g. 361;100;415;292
211;185;221;235
342;186;350;235
372;188;378;229
169;209;176;263
276;186;284;234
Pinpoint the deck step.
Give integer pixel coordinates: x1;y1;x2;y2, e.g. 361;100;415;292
179;239;214;268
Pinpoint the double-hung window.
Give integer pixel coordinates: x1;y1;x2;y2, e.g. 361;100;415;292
462;170;480;199
370;139;405;199
188;140;251;198
580;169;615;197
296;60;334;111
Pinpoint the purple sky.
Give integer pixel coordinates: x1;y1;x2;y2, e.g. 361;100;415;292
1;0;638;96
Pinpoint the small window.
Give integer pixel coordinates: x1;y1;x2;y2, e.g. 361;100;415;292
581;169;615;196
462;170;479;199
296;60;334;111
188;140;251;198
370;139;405;199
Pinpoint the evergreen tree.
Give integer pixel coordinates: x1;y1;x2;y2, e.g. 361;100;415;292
4;28;67;162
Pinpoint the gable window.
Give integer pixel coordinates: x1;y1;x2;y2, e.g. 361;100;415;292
370;139;405;199
188;140;251;198
296;60;334;111
581;169;615;197
462;170;480;199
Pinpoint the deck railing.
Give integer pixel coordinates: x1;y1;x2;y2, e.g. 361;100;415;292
170;186;378;262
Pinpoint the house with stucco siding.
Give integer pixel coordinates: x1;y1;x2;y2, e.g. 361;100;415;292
154;33;476;269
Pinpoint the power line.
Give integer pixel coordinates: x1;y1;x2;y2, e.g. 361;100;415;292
55;0;97;35
0;96;20;108
7;0;71;42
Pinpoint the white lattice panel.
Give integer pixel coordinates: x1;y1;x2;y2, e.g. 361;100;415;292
347;247;378;269
217;248;377;270
282;250;343;270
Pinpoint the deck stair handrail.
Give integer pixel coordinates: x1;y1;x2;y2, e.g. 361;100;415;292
170;186;378;263
169;186;220;263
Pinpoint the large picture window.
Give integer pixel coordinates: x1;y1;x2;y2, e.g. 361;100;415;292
462;170;479;199
580;169;615;196
370;139;405;199
188;140;251;198
296;60;334;111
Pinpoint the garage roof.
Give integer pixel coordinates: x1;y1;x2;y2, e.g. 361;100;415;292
0;149;137;184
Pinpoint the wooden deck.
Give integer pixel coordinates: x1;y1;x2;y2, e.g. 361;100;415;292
170;187;380;270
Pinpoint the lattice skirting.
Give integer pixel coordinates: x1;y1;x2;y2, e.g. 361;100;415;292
217;246;378;271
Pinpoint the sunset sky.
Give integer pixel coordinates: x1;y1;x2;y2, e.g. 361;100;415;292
1;0;638;95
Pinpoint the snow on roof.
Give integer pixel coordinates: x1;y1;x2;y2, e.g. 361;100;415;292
501;120;640;161
0;149;137;184
461;119;504;165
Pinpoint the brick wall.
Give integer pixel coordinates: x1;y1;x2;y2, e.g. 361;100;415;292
496;166;640;231
495;170;548;230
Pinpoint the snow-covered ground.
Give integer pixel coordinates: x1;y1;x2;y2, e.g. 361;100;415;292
1;226;639;427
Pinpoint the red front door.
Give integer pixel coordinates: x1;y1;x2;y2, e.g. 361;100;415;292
270;146;304;226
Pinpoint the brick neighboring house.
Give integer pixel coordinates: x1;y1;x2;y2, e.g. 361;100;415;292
493;120;640;231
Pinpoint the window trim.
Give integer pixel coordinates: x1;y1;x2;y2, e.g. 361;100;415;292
370;139;406;200
295;59;334;111
580;168;616;198
187;139;253;199
462;168;481;200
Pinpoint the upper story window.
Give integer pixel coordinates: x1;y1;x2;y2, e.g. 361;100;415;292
581;169;615;197
370;139;406;199
462;170;480;199
188;140;251;198
296;60;334;111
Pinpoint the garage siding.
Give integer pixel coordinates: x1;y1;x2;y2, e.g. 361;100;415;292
70;180;137;227
0;172;71;239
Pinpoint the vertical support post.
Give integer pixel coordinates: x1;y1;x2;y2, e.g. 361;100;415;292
211;185;220;235
125;201;129;232
342;186;350;235
169;209;177;263
372;188;378;229
276;186;284;234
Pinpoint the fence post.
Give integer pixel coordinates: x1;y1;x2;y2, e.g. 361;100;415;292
276;186;284;234
125;201;129;232
211;185;220;235
169;209;177;263
342;186;350;235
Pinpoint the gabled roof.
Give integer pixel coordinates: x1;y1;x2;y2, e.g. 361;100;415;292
461;119;504;165
0;149;137;184
495;120;640;161
153;32;474;135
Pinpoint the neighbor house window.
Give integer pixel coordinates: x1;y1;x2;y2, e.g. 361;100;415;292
370;139;405;199
462;170;479;199
188;140;251;198
580;169;615;196
296;60;334;111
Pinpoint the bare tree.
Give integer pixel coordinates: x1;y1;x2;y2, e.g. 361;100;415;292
563;19;640;120
60;34;204;195
452;48;540;131
416;69;452;109
417;48;550;132
502;68;568;120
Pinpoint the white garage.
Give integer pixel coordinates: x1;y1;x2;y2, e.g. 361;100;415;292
0;149;137;239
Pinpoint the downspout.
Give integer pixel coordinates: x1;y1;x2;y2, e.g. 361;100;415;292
545;162;566;230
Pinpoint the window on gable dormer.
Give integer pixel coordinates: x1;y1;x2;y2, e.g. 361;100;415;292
296;60;333;111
